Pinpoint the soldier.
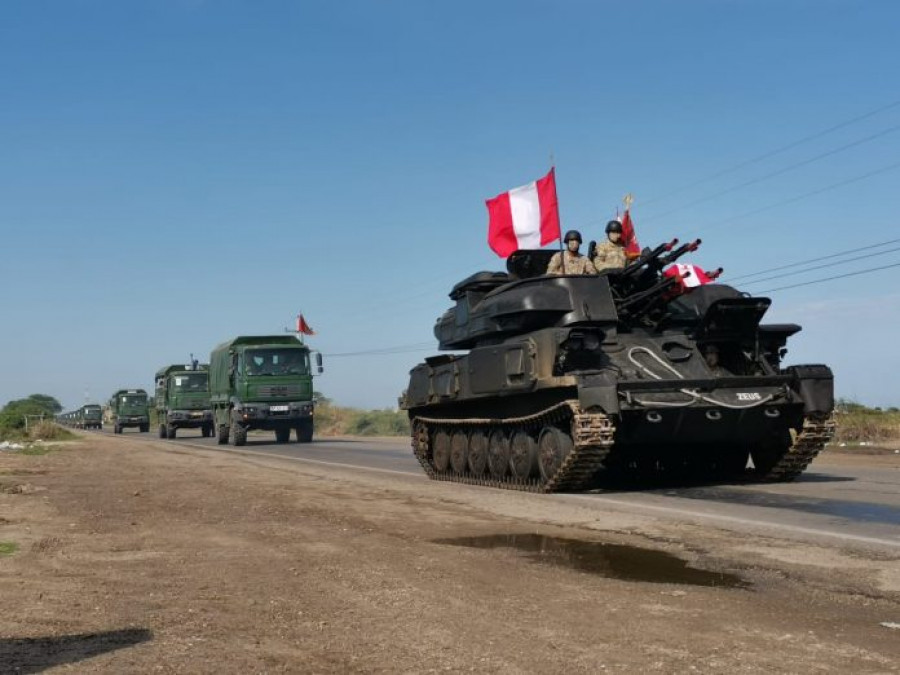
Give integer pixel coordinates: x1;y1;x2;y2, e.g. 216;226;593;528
592;220;629;272
546;230;597;276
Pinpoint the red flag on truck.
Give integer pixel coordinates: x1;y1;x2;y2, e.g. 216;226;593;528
297;314;316;336
663;263;715;291
486;168;561;257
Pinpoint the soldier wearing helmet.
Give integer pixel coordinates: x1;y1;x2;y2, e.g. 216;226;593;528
546;230;597;276
592;220;628;272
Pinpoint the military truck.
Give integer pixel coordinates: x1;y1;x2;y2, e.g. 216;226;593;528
108;389;150;434
155;362;213;439
401;241;834;492
209;336;322;446
79;404;103;429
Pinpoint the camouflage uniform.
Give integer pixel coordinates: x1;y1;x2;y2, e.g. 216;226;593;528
592;241;628;271
546;252;597;276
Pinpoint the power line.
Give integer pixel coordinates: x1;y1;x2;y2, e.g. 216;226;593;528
756;260;900;293
323;342;434;358
728;237;900;282
641;97;900;208
742;245;900;285
692;159;900;235
642;123;900;223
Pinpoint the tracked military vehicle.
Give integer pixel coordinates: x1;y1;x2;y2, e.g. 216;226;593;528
400;240;835;492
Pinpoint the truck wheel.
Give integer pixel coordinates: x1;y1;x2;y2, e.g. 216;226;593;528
159;424;167;439
140;424;150;433
231;421;247;447
295;423;313;443
167;424;177;440
114;424;122;435
216;424;229;445
201;425;212;438
275;427;290;443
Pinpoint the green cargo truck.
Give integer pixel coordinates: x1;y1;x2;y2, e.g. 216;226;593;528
79;404;103;429
155;362;214;439
108;388;150;434
209;336;322;446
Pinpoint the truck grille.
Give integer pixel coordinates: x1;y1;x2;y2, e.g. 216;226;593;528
257;385;303;398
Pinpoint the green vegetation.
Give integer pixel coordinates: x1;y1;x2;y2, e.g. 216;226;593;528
834;398;900;443
314;393;409;437
0;395;67;441
0;541;18;557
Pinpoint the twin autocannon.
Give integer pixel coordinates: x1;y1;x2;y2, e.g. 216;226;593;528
400;240;835;492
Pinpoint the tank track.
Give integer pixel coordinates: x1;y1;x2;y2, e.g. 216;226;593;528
759;413;836;482
410;400;615;493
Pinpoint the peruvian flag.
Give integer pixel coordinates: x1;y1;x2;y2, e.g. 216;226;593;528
663;264;714;291
486;168;561;257
620;208;641;258
296;314;315;336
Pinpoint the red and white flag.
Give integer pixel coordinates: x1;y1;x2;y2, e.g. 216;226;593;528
296;314;315;336
486;168;561;257
663;263;714;290
620;208;641;258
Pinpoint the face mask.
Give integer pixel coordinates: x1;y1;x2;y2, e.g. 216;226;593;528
608;232;621;243
567;240;579;252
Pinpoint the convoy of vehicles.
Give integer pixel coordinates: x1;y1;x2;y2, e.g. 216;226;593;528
155;362;214;439
57;404;103;429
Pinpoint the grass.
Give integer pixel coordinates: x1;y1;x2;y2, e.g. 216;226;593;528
834;410;900;444
0;541;18;557
315;402;409;437
18;444;58;456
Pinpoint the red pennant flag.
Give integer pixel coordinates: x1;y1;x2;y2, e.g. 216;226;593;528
296;314;315;336
486;168;561;258
620;208;641;258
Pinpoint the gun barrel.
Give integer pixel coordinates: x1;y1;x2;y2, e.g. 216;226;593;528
659;238;702;266
620;238;680;277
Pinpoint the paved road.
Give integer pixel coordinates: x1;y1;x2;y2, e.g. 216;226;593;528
95;427;900;552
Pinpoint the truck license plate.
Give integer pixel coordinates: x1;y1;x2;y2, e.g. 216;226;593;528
270;405;289;412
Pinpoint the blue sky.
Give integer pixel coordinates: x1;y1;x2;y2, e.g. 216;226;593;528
2;0;899;410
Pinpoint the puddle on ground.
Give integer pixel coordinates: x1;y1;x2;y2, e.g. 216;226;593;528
435;533;747;588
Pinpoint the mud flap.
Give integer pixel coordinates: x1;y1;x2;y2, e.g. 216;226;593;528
787;364;834;415
577;371;620;415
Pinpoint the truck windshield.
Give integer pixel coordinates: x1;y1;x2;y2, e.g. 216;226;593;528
172;373;208;391
245;349;309;376
121;395;146;405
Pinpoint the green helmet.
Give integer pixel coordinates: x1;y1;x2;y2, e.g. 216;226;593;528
606;220;623;234
564;230;582;244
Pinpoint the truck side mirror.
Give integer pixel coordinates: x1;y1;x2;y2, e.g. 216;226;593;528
316;353;323;374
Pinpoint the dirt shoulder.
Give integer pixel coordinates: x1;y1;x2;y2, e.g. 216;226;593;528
1;435;899;673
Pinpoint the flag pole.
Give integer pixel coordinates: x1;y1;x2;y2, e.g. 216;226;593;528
551;154;566;274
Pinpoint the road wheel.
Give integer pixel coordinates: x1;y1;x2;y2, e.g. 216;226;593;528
275;427;290;443
431;430;451;472
487;429;510;479
467;430;489;476
167;424;177;440
449;430;468;475
231;421;247;447
539;426;573;483
216;424;229;445
509;429;538;480
296;423;313;443
159;424;167;439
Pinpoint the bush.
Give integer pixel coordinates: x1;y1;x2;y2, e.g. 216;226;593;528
833;399;900;443
26;421;75;442
313;399;409;437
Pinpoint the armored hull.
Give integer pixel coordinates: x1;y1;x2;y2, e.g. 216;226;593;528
401;248;835;492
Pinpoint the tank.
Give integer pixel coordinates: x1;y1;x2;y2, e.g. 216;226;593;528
400;240;835;493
